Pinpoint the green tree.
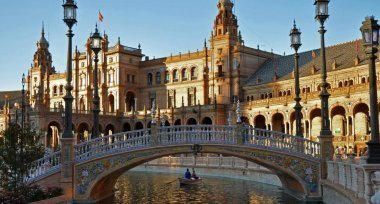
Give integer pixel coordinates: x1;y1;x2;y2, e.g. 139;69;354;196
0;123;44;191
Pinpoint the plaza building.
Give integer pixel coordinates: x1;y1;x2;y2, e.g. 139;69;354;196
0;0;377;156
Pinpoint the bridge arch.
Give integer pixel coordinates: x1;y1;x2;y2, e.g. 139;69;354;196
75;144;318;202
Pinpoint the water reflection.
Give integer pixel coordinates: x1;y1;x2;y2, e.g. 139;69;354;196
113;171;299;204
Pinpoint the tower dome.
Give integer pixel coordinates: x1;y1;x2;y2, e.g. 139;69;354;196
37;24;49;49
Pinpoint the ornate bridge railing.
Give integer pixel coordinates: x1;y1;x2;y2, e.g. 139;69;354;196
75;129;149;162
26;151;61;182
26;125;321;182
157;125;236;145
243;127;321;159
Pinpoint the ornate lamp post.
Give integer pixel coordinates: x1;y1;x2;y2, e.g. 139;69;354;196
315;0;333;179
314;0;332;137
62;0;77;139
290;21;303;138
61;0;77;193
360;16;380;163
21;73;26;129
90;24;102;139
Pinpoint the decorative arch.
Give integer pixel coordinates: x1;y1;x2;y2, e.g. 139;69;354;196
147;73;153;86
309;108;322;138
122;122;131;132
108;94;115;113
330;105;347;137
134;122;144;130
77;123;90;143
254;115;266;129
353;103;369;136
125;91;135;112
155;72;161;84
172;69;178;82
46;121;61;150
289;111;304;135
186;118;197;125
105;124;115;136
271;113;285;133
181;68;188;81
174;119;182;126
241;116;250;125
201;117;213;125
190;67;198;80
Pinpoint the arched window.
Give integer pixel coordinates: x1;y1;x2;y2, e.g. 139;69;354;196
173;69;178;82
361;77;366;84
53;86;57;96
165;71;170;83
181;68;188;81
190;67;197;80
349;79;354;86
278;92;283;97
147;73;153;86
155;72;161;84
246;96;250;101
59;85;64;95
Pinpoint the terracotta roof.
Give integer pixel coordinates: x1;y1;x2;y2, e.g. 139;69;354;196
245;39;368;86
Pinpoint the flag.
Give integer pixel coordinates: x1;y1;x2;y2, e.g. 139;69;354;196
311;50;317;59
98;11;104;22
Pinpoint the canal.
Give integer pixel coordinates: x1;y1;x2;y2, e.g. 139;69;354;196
112;171;300;204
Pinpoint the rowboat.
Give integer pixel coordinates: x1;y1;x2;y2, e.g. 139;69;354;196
178;178;202;185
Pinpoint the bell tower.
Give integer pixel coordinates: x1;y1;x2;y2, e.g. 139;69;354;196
214;0;238;40
210;0;240;104
28;24;53;108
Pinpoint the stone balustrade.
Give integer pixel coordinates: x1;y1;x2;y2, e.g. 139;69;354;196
27;125;320;183
325;157;380;203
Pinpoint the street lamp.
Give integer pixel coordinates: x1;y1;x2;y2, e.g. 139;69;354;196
90;24;102;138
315;0;333;179
314;0;332;137
21;73;26;129
62;0;77;139
360;16;380;163
290;20;303;138
60;0;77;189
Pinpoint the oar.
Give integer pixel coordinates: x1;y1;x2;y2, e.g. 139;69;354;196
165;178;179;185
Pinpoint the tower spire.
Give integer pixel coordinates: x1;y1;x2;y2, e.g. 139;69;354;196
42;21;45;37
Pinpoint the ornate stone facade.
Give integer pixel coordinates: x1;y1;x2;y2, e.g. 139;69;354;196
0;0;377;157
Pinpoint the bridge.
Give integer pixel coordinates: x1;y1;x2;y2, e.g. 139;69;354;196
28;124;322;202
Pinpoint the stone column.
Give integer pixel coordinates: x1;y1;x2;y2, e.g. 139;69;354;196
352;115;356;137
60;137;74;197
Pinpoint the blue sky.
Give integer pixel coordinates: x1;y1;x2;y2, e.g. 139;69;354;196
0;0;379;91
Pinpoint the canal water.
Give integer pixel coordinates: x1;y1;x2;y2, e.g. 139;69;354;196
113;171;300;204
